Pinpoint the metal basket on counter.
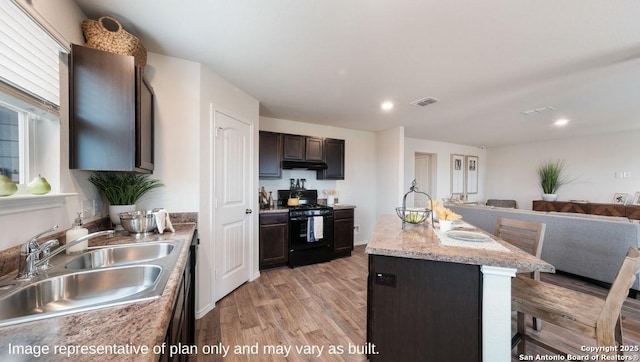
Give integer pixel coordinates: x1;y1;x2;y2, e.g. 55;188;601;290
396;180;435;229
396;207;431;224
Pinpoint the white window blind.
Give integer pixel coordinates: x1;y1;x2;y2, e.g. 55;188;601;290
0;0;60;108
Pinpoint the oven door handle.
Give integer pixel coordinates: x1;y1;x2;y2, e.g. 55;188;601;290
290;215;333;221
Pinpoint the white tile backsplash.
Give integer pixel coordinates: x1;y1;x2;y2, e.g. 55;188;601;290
260;169;338;198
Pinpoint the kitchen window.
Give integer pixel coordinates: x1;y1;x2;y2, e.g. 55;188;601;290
0;1;63;184
0;99;57;185
0;102;25;183
0;1;71;213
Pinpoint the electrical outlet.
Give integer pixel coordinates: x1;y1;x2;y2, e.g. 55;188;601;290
354;225;360;234
80;199;95;218
94;198;103;216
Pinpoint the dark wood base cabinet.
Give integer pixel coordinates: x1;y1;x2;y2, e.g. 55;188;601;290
367;255;481;361
259;213;289;269
333;208;354;257
161;232;198;362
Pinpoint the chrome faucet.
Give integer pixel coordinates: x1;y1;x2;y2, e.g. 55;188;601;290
34;230;116;270
38;239;60;270
17;229;115;280
17;225;59;280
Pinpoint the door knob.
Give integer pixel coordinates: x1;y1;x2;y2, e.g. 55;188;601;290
245;209;253;214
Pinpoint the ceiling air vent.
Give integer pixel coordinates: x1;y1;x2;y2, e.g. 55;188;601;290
410;97;439;107
521;106;555;116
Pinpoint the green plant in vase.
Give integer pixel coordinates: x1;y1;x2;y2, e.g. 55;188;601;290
89;172;163;229
537;160;570;202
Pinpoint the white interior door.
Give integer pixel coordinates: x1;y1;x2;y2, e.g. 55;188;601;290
414;153;432;207
214;109;252;301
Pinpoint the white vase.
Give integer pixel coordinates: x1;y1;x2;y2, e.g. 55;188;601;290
109;204;136;230
541;194;558;202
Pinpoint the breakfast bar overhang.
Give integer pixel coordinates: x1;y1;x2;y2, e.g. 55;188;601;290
365;215;554;362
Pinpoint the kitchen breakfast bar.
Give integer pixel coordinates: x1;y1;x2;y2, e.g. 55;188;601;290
365;215;554;362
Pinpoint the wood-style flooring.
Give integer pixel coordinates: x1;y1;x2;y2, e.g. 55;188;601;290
193;245;640;361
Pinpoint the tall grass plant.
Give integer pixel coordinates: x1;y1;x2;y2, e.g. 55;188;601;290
89;172;163;205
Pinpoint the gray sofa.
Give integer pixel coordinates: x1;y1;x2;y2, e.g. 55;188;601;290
447;204;640;292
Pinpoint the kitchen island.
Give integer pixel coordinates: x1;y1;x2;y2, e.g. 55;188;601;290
0;222;197;362
365;215;554;362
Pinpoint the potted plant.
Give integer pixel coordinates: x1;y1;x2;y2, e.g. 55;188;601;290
89;172;163;229
537;160;570;202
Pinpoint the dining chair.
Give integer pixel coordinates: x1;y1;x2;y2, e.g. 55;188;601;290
495;217;546;330
511;247;640;358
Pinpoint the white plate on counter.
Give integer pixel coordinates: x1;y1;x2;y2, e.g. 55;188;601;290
446;230;491;242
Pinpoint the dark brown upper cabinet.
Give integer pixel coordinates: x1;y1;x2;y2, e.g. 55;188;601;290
259;131;282;179
69;44;154;173
283;134;323;161
305;137;324;161
317;138;345;180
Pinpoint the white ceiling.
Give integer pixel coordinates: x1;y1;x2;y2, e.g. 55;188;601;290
74;0;640;147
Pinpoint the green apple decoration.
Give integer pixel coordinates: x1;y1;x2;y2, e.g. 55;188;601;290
26;175;51;195
0;175;18;196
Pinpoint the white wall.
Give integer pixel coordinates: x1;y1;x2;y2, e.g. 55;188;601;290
136;53;201;212
485;130;640;210
376;127;405;218
259;117;377;245
404;137;488;202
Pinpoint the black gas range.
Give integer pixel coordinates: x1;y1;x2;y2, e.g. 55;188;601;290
277;190;334;267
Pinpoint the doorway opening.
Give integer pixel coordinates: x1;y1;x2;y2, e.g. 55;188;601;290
414;152;437;207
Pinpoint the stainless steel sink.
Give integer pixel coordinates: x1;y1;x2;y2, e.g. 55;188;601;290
65;242;175;269
0;239;184;327
0;266;161;325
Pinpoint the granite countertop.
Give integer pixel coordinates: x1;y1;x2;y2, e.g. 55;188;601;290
0;223;197;362
332;204;356;210
365;215;554;273
259;206;289;214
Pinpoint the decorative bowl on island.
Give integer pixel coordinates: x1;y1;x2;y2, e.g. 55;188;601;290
395;207;431;224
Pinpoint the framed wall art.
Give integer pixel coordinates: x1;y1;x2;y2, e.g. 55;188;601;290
632;192;640;206
450;154;465;195
465;155;478;194
612;193;629;205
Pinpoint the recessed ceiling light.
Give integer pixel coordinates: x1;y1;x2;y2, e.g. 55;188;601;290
554;118;570;126
381;101;394;111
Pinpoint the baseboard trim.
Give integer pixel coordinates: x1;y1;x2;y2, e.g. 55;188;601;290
196;302;215;320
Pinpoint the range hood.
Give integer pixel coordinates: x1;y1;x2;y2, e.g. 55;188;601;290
281;160;328;170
